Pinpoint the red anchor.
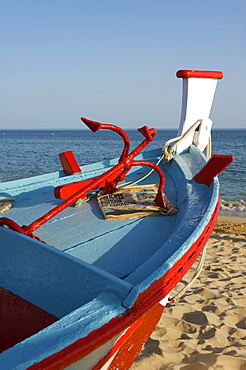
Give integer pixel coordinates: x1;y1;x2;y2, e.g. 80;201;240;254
0;118;167;240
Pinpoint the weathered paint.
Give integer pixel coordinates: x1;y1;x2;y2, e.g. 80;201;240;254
20;199;220;370
0;69;228;369
0;145;221;369
94;303;165;370
0;227;132;317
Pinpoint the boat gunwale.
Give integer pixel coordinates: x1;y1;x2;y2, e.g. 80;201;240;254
0;145;220;369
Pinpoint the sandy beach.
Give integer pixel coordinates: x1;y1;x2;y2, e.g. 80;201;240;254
131;215;246;369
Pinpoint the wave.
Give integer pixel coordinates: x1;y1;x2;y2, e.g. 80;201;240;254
220;199;246;212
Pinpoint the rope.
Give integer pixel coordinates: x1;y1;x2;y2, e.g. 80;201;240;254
77;124;212;302
78;122;212;205
169;243;207;304
118;154;164;188
109;119;211;190
74;192;97;207
167;130;212;305
76;124;212;301
76;119;204;202
206;134;212;159
119;119;204;188
162;120;202;162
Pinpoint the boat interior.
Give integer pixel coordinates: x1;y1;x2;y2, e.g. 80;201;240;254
0;146;212;353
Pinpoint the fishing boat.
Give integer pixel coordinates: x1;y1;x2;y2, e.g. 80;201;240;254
0;70;233;370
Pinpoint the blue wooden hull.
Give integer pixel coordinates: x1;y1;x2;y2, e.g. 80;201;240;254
0;145;220;369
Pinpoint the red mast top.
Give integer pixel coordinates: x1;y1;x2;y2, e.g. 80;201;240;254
176;70;223;79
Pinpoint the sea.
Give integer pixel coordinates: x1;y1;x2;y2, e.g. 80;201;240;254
0;129;245;216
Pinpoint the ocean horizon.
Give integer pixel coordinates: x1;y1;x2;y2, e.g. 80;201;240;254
1;128;245;215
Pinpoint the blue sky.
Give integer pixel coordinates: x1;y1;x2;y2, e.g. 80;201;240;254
1;0;245;129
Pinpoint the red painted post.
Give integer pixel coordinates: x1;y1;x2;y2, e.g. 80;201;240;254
193;154;234;186
59;151;81;175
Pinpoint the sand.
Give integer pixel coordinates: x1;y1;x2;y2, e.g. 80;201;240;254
131;215;246;370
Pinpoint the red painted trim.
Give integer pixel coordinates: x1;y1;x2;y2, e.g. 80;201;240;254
91;316;145;370
59;151;81;175
176;70;223;79
193;154;234;186
107;304;164;370
92;304;163;370
27;199;220;370
135;198;219;308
